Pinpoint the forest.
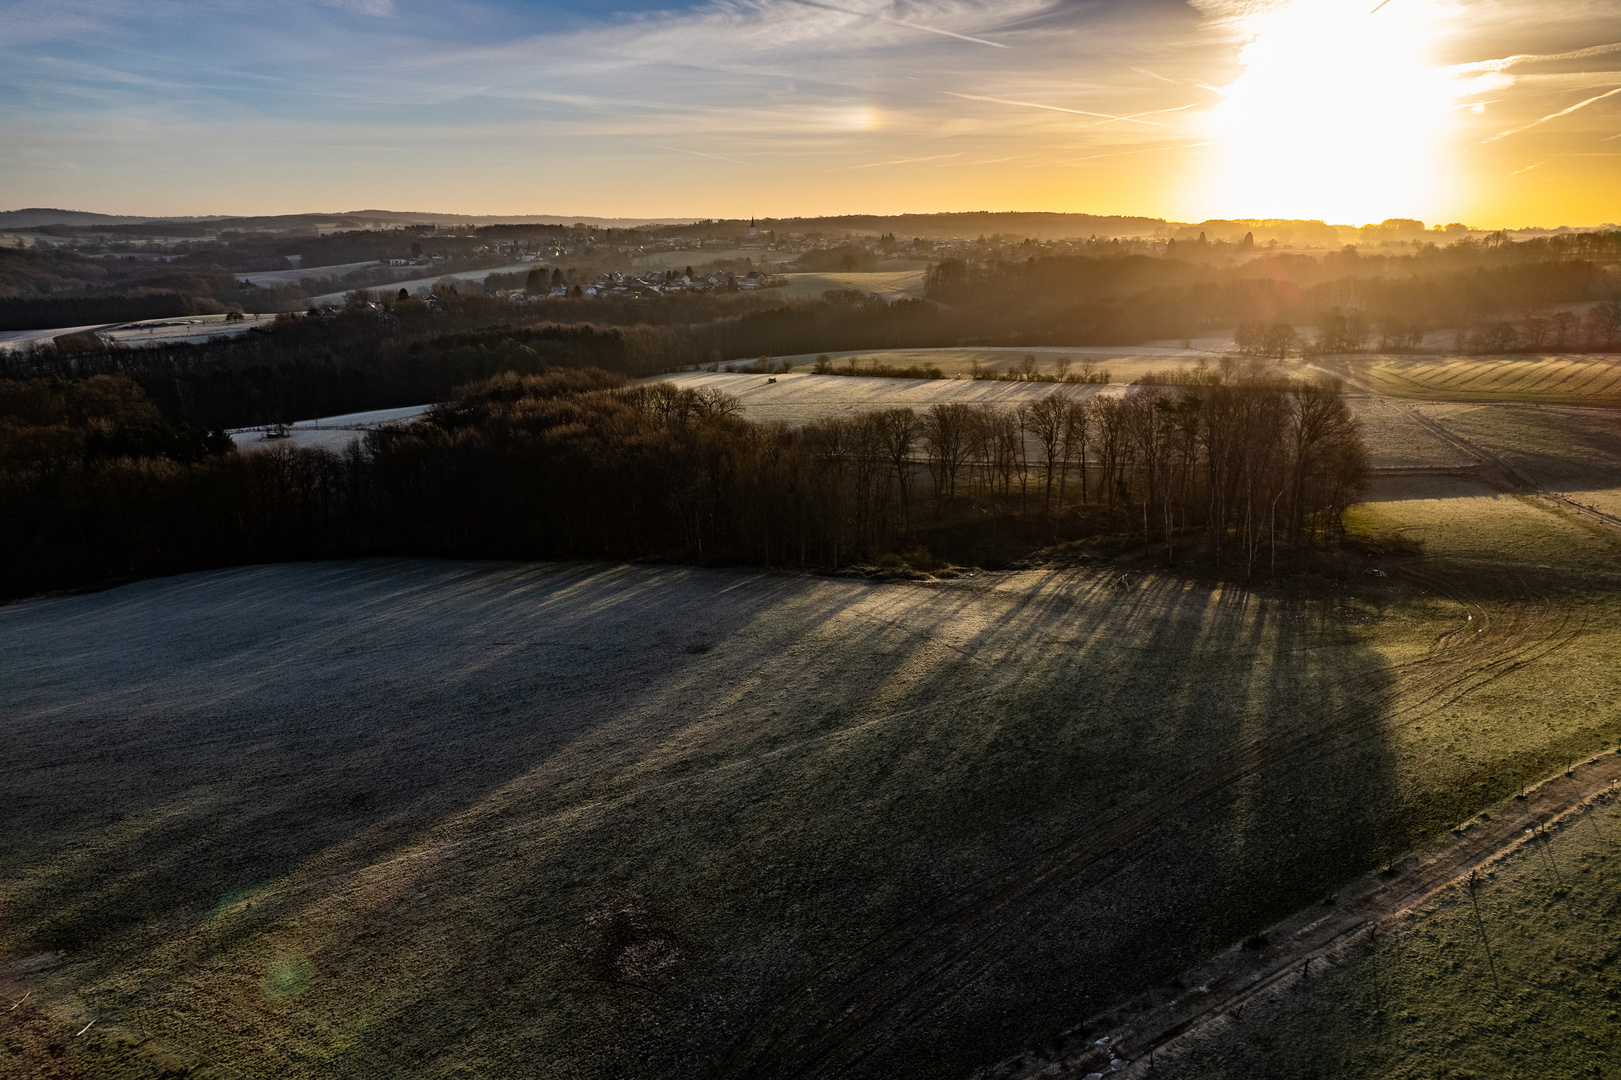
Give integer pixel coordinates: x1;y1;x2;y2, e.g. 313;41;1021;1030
0;365;1364;598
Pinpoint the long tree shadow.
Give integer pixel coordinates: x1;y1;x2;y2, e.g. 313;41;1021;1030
0;557;1530;1080
701;570;1410;1080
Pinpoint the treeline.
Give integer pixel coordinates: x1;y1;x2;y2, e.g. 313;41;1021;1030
0;291;215;333
0;367;1366;598
925;239;1621;345
0;292;951;428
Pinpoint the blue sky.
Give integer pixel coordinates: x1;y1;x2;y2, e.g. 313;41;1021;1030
1;0;1617;224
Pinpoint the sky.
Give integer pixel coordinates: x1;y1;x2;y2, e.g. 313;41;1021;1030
1;0;1618;226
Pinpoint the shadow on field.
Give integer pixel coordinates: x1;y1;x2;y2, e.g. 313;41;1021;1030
712;573;1402;1080
0;559;1404;1080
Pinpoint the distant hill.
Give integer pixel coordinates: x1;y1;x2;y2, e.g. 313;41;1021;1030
0;208;165;229
0;208;698;233
752;212;1171;240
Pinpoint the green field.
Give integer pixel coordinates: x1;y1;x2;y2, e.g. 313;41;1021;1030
1152;772;1621;1080
10;363;1621;1078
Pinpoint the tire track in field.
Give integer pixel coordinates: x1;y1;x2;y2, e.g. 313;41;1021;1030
717;568;1581;1080
1316;365;1621;534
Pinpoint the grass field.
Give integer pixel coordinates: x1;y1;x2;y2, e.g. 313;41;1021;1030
1150;763;1621;1080
767;346;1221;382
1413;403;1621;519
778;270;928;301
1348;396;1471;470
8;457;1621;1078
650;372;1475;473
652;370;1114;426
1329;353;1621;405
11;361;1621;1078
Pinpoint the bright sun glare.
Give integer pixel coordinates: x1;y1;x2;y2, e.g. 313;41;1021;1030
1203;0;1460;224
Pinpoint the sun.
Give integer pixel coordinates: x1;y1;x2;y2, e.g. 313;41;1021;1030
1199;0;1460;224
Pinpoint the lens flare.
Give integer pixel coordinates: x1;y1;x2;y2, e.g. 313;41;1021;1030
1200;0;1461;223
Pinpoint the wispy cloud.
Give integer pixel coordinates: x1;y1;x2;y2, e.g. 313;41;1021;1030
1447;41;1621;76
786;0;1008;47
315;0;395;14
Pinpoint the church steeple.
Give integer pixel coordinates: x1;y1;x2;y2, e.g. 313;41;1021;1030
748;217;758;239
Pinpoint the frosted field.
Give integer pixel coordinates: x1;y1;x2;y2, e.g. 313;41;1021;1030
238;260;390;287
1345;395;1472;470
229;404;435;452
651;370;1120;426
305;263;536;307
769;345;1225;381
7;513;1621;1080
0;313;278;351
1343;352;1621;404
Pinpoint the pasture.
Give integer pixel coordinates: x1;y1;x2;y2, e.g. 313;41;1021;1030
778;269;928;301
769;346;1220;381
1142;754;1621;1080
1331;353;1621;405
652;370;1113;427
11;356;1621;1079
8;459;1621;1078
647;371;1473;473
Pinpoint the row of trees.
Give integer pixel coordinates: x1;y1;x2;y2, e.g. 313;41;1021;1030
1234;298;1621;358
0;368;1367;598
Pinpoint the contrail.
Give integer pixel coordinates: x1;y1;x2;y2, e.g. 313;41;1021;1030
942;91;1169;126
1450;41;1621;75
1483;85;1621;143
1099;102;1201;124
786;0;1008;47
648;145;750;165
839;152;964;169
1508;160;1547;176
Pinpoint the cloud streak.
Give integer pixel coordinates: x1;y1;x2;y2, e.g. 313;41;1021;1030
1448;40;1621;75
1483;85;1621;142
940;91;1170;126
648;144;752;165
786;0;1009;47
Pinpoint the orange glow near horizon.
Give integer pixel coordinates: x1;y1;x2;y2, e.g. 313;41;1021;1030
1;0;1615;228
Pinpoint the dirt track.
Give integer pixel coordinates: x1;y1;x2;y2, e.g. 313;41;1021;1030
1317;365;1621;535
